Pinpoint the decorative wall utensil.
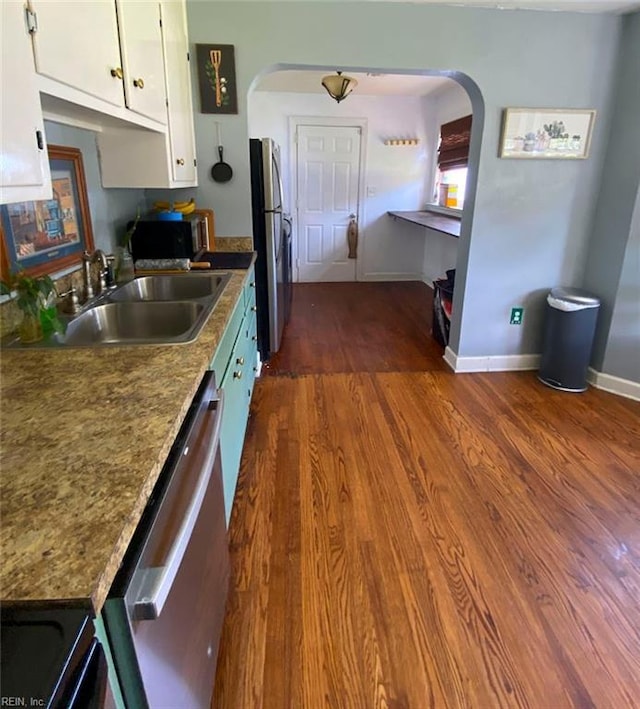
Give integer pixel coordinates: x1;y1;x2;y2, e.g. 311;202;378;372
499;108;596;159
196;44;238;114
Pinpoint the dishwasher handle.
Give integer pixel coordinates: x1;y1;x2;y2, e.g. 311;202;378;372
134;386;224;621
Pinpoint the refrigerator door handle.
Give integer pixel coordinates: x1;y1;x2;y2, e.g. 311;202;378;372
272;152;284;211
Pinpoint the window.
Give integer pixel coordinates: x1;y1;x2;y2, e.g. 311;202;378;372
438;166;468;209
435;114;472;209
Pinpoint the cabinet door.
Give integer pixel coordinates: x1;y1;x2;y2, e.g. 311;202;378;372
0;1;51;203
160;1;196;184
116;0;167;125
30;0;124;108
220;338;249;524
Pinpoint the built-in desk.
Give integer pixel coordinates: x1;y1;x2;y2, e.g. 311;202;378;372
387;210;461;238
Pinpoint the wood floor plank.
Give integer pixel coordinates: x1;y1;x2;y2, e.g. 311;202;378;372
213;283;640;709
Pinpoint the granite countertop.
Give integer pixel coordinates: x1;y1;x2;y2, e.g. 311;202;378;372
0;262;253;614
387;210;461;237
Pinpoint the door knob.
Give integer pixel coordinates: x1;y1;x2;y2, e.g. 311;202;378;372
349;213;356;220
176;158;185;166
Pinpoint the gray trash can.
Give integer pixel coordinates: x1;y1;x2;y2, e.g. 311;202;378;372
538;287;600;392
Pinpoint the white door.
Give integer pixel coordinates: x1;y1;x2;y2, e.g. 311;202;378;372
296;125;361;282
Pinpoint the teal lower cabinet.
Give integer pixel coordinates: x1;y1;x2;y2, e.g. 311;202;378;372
210;267;258;525
93;614;128;708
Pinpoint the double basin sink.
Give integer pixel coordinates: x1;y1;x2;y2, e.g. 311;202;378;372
6;273;232;348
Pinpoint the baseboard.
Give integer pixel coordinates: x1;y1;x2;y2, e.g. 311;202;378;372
443;350;640;401
443;347;541;373
362;272;425;282
587;368;640;401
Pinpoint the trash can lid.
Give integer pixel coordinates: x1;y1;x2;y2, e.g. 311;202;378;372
549;287;600;307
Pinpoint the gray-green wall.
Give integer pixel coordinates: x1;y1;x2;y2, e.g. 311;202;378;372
44;121;145;256
582;11;640;383
186;1;621;363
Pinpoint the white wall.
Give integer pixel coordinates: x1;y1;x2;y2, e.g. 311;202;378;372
422;82;473;204
248;90;433;280
420;83;472;283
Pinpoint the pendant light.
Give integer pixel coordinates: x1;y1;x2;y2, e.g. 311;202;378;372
321;71;358;103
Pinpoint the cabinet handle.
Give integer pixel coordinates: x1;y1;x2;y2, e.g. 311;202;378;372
250;281;256;288
176;158;185;166
252;335;257;342
236;356;245;365
133;78;145;89
251;306;257;312
233;370;243;380
110;67;124;80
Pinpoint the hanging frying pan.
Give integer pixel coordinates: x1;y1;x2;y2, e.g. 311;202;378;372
211;146;233;182
211;123;233;183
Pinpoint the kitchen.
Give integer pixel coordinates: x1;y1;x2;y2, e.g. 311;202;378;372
2;0;640;707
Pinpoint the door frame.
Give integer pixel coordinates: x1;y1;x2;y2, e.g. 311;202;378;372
289;116;368;282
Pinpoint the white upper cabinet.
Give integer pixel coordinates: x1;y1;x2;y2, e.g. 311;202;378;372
116;1;167;125
29;0;125;109
161;0;196;184
97;1;197;188
0;1;51;204
29;0;167;130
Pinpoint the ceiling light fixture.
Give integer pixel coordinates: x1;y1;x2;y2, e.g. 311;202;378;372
321;71;358;103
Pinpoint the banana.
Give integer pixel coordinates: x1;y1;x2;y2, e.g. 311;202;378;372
178;200;196;215
152;198;196;213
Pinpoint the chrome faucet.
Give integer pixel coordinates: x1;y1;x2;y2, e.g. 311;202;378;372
82;249;109;301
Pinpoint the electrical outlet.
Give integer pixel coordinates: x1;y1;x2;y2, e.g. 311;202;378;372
510;307;524;325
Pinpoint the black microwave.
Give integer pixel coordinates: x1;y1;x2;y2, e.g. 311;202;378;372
129;215;208;262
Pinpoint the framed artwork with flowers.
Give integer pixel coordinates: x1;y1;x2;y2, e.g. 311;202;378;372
196;44;238;114
499;108;596;159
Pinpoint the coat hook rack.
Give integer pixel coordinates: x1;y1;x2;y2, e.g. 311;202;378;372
383;138;420;146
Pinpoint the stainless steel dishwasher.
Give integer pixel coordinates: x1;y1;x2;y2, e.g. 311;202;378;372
103;370;229;708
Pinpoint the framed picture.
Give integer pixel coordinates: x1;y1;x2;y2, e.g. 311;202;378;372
0;145;94;279
499;108;596;159
196;44;238;114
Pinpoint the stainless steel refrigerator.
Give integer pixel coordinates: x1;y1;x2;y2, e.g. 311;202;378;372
249;137;292;361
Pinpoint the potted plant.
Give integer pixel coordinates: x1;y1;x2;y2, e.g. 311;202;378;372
0;271;65;343
116;210;140;282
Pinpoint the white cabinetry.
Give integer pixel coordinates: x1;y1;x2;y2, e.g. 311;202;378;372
161;0;197;184
29;0;125;109
30;0;167;131
97;1;197;188
116;0;167;124
0;1;51;204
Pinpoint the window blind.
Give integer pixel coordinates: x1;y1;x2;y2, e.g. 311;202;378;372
438;114;472;170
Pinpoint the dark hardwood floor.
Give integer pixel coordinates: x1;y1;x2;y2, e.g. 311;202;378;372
263;282;448;375
213;282;640;708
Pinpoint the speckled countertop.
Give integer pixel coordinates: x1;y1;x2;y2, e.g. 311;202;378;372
0;263;253;613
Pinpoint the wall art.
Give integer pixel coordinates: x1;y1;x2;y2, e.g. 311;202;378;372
499;108;596;159
0;145;95;279
196;44;238;114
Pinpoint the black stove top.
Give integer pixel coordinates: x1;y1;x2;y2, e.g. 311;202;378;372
195;251;255;270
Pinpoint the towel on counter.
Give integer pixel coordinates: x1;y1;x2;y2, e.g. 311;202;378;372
134;258;191;272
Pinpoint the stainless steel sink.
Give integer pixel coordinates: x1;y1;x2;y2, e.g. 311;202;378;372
58;301;206;346
1;272;233;349
109;274;230;302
